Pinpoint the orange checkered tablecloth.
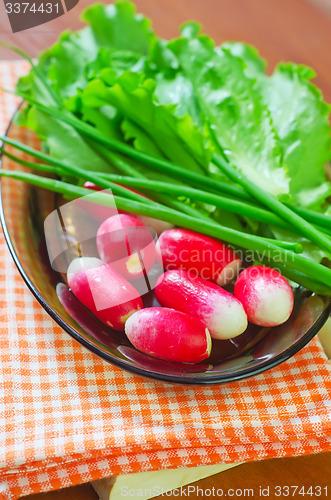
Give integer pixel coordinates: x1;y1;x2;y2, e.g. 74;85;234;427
1;61;331;500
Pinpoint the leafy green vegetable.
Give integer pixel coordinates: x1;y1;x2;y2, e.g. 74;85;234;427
17;1;155;103
261;63;331;210
21;107;114;174
222;42;331;211
81;70;212;172
15;2;159;174
168;26;290;197
222;41;267;79
82;1;155;56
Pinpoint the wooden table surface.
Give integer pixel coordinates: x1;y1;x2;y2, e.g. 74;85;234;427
1;0;331;498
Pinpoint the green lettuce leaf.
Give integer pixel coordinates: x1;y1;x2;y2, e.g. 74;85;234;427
154;73;202;126
81;70;212;172
261;63;331;210
222;43;331;210
15;2;157;174
168;26;290;197
81;1;155;55
86;48;147;81
149;39;203;125
17;2;156;103
22;108;113;174
221;41;266;79
120;118;184;183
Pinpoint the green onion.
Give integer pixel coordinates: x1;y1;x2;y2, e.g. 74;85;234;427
3;137;329;236
91;144;203;218
0;149;303;253
0;134;214;224
0;149;296;233
99;174;304;234
0;155;301;253
5;146;319;244
1;168;330;288
291;205;331;232
0;135;155;207
213;154;331;254
0;147;58;175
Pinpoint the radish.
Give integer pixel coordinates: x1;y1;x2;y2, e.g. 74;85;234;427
125;308;212;363
155;270;248;339
234;266;294;327
96;214;156;280
156;228;242;286
67;257;143;331
56;283;123;347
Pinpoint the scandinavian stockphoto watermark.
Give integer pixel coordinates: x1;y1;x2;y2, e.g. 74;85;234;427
163;248;289;283
3;0;79;33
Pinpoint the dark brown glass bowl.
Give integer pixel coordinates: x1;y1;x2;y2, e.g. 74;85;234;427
1;118;330;385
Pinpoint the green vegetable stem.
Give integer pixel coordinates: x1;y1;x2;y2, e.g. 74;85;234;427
0;168;330;291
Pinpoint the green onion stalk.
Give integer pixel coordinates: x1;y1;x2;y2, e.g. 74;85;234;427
0;136;302;255
0;168;330;295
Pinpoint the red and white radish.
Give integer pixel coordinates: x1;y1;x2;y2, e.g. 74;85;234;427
67;257;143;331
155;270;248;340
156;228;242;286
125;308;212;363
56;283;122;347
96;214;156;280
234;266;294;327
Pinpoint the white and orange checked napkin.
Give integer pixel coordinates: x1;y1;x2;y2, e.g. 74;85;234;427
0;61;331;500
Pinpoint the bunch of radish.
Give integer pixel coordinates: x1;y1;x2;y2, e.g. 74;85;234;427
66;210;294;365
